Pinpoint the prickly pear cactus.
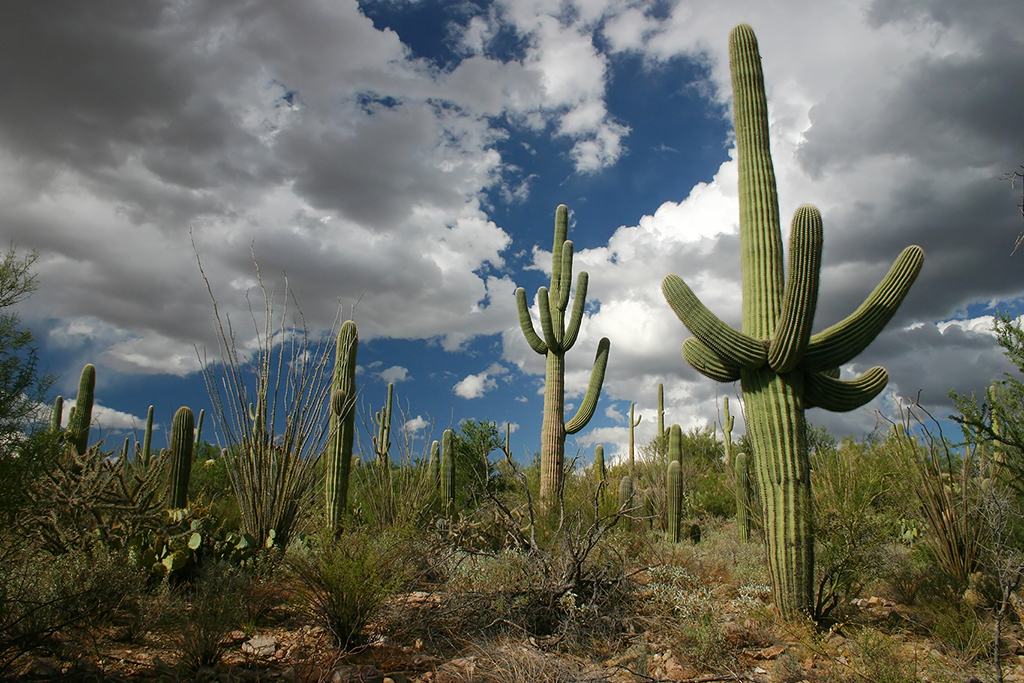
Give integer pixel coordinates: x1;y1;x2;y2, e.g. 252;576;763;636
68;364;95;455
326;320;358;532
516;205;611;503
167;406;195;509
662;24;924;617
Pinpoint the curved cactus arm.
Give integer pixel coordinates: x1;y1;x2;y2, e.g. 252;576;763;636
803;366;888;412
562;271;589;352
537;287;559;352
769;205;824;373
682;338;742;382
557;241;574;311
565;336;611;434
802;245;925;371
515;287;548;355
663;274;766;369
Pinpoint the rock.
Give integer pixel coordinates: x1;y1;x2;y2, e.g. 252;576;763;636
228;630;247;641
242;635;277;657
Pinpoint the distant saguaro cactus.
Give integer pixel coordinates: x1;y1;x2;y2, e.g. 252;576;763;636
167;406;195;509
594;444;606;482
326;321;358;533
657;383;666;460
628;402;641;469
440;429;455;511
515;205;611;503
50;395;63;434
68;364;95;455
661;24;924;617
373;382;394;465
666;424;683;543
617;474;633;509
428;439;440;489
735;451;751;543
722;396;735;467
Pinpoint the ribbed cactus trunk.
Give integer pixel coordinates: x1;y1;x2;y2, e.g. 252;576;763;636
594;444;605;481
735;451;751;543
516;205;611;504
628;403;641;469
141;405;154;466
722;396;735;467
50;396;63;433
617;474;633;508
662;24;924;618
68;364;95;455
326;321;358;533
167;406;195;509
440;429;455;512
666;424;683;543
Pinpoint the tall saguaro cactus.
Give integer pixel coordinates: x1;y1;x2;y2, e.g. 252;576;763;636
167;406;195;509
68;364;95;455
516;205;611;502
326;321;358;532
661;24;924;618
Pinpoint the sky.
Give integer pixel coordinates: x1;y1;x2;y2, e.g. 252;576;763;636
2;0;1022;465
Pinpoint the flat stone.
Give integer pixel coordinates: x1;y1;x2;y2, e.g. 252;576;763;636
242;635;277;657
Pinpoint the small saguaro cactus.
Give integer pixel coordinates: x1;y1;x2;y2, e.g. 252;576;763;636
666;460;683;544
516;204;611;503
594;444;606;482
735;451;751;543
657;383;666;460
661;24;924;617
167;406;195;509
628;403;641;469
721;396;735;467
373;382;394;464
326;320;358;533
50;395;63;433
68;364;95;455
617;474;633;509
141;405;155;466
428;439;440;488
440;429;455;511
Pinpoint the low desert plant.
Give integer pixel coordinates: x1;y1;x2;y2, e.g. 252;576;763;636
175;561;249;674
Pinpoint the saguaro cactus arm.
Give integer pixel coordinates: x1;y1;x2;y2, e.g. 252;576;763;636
565;337;611;434
681;338;742;382
562;271;589;351
768;206;823;373
663;275;766;368
804;366;889;412
515;288;548;354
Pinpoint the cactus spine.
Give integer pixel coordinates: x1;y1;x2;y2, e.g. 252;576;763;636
628;403;641;469
68;364;95;455
515;205;611;502
167;406;195;509
594;444;605;481
661;24;924;618
735;451;751;543
722;396;735;467
373;382;394;464
440;429;455;511
326;321;358;532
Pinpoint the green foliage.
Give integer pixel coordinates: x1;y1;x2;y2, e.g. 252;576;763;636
449;418;510;508
173;561;248;674
287;528;412;649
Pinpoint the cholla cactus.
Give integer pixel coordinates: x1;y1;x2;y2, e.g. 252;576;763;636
516;205;611;503
662;24;924;617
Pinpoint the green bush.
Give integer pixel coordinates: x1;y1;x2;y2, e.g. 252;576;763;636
175;561;249;674
287;528;412;649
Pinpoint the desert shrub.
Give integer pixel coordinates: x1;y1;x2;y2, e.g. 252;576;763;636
174;561;249;674
288;528;413;649
348;458;438;531
812;436;901;622
0;544;145;670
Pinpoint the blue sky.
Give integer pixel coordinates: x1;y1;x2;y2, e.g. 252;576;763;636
2;0;1023;464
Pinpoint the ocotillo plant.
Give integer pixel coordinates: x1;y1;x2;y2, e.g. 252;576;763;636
628;402;641;469
721;396;735;467
68;363;95;455
662;24;924;617
440;429;455;511
515;204;611;502
373;382;394;464
167;406;195;509
594;444;606;481
326;320;358;533
735;451;751;543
